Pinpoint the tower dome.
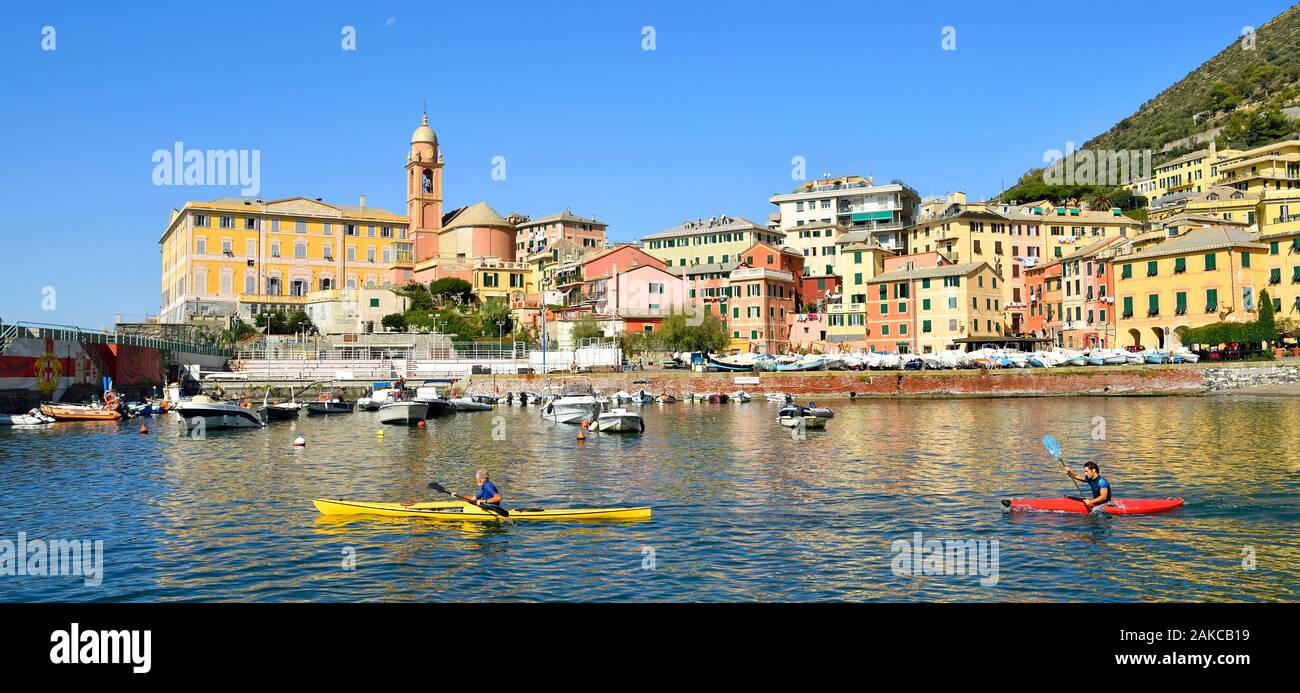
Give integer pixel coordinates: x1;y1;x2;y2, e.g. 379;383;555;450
411;114;437;146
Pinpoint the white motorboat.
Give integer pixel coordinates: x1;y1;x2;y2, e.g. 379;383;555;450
765;393;791;403
777;406;828;430
177;395;266;431
591;408;644;433
357;383;401;411
413;381;456;417
730;390;752;403
451;397;493;412
378;400;429;425
0;408;56;426
1174;347;1201;363
541;385;601;424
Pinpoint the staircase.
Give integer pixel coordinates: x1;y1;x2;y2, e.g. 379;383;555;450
0;322;17;355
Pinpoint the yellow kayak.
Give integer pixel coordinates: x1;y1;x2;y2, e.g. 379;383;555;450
312;498;652;522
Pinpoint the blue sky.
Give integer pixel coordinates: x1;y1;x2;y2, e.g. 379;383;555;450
1;0;1294;328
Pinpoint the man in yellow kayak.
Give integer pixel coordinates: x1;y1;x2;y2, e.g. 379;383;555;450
466;469;501;509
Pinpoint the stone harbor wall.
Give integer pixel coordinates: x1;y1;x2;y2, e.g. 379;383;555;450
1201;365;1300;391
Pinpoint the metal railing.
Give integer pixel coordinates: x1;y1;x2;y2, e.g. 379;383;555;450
3;321;231;357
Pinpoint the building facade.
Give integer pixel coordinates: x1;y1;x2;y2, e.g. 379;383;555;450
642;215;785;270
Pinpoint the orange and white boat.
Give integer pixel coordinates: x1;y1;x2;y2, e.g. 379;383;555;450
40;391;123;421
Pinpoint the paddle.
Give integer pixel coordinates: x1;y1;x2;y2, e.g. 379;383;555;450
1042;435;1086;501
427;482;509;518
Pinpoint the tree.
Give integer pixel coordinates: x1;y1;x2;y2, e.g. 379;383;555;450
429;278;474;305
1256;289;1276;345
657;309;727;355
393;282;434;311
261;309;317;335
478;299;513;339
571;316;606;342
381;312;408;333
618;331;648;360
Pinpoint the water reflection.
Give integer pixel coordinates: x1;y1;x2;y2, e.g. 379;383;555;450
0;394;1296;602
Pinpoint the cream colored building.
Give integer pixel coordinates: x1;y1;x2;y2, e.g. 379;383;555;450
641;215;785;270
769;176;920;266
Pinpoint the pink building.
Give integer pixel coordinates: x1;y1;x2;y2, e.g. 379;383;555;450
516;210;608;256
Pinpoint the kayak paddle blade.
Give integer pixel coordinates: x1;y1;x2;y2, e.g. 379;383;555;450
428;482;449;495
1000;500;1011;508
1042;435;1062;459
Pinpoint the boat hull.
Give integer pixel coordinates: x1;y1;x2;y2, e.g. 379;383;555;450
312;499;652;522
39;404;122;421
378;402;429;424
1003;497;1184;515
593;414;644;433
177;404;265;430
307;402;354;415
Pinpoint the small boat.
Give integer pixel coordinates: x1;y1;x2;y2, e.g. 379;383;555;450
0;408;56;426
730;390;752;403
1174;348;1200;363
413;381;456;417
1144;351;1170;365
592;407;644;433
378;400;429;424
541;385;601;424
257;388;304;422
40;400;123;421
1002;497;1184;515
656;393;677;404
451;397;493;412
307;393;353;414
706;393;730;403
313;498;652;522
357;383;400;411
777;405;828;430
804;404;834;419
765;393;792;403
1124;351;1145;365
177;395;265;431
774;356;826;372
125;400;161;417
707;354;755;372
902;356;924;370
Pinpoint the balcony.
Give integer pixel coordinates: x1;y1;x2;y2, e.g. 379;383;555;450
239;293;309;305
731;267;794;282
827;302;866;314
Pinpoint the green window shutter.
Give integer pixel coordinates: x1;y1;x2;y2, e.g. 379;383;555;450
854;273;862;284
1147;261;1158;277
1174;257;1186;273
881;324;890;336
879;285;888;300
1122;297;1133;318
1293;266;1300;282
922;278;930;289
1204;253;1216;271
1100;309;1106;322
900;323;908;335
922;299;931;311
1270;242;1280;255
369;298;380;307
1240;252;1251;268
922;320;932;333
1271;268;1281;283
1176;292;1187;315
1206;289;1218;312
898;302;906;313
732;307;739;319
1121;264;1132;279
1147;294;1159;316
854;251;862;263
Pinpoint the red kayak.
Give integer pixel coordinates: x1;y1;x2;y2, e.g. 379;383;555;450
1002;497;1184;515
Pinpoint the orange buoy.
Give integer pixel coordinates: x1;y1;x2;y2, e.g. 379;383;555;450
417;419;426;428
139;424;149;434
578;420;588;440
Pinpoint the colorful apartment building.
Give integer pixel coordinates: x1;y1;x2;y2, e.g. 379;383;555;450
1022;258;1063;342
1259;228;1300;320
1217;139;1300;194
641;215;785;270
515;210;607;256
725;242;804;353
159;196;410;325
823;237;895;349
1057;237;1123;348
769;175;920;254
672;260;741;333
862;255;1003;354
1113;226;1268;349
1128;144;1241;201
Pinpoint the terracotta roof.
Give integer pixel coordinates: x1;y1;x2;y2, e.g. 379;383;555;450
867;262;991;284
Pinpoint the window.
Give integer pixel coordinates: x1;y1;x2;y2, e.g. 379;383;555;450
1270;268;1282;284
1240;252;1251;268
220;216;234;229
1174;257;1186;274
221;239;232;254
270;219;280;232
881;324;890;336
922;299;931;311
898;303;906;313
345;224;358;236
195;238;207;254
881;304;889;315
1122;297;1133;318
1204;253;1217;271
244;276;256;294
1206;289;1218;312
370;298;380;308
899;323;908;335
1146;261;1158;277
1147;294;1159;317
1176;292;1187;315
922;320;932;333
194;213;208;227
294;242;307;259
366;248;375;262
1121;264;1132;279
922;278;931;289
947;297;957;310
295;220;307;233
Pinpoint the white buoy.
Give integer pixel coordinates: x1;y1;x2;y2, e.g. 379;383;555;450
293;436;306;447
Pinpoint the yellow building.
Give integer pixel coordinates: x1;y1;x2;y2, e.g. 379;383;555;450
1113;226;1268;349
641;215;785;270
863;261;1003;354
1217;139;1300;194
1147;185;1263;226
470;257;532;305
1259;227;1300;321
824;235;893;348
160;196;410;325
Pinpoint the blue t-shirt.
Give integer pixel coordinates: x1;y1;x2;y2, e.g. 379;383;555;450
474;481;500;502
1085;475;1111;500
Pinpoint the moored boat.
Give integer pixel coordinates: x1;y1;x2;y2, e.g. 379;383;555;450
451;397;493;412
40;401;123;421
1;408;56;426
541;385;601;424
378;400;429;424
177;395;265;431
592;407;645;433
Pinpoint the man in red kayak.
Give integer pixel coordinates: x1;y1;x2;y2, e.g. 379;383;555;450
1064;461;1112;509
